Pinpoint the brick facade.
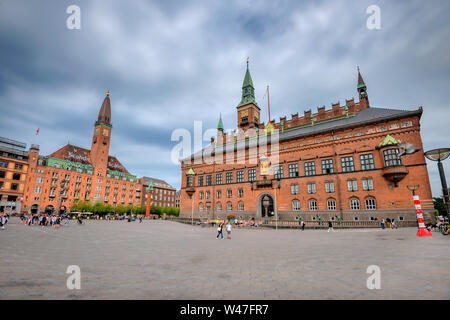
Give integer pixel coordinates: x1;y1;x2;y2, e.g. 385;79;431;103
22;92;143;214
179;66;434;223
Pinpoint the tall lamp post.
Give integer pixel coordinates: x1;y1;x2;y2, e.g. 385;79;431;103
145;180;153;218
185;168;196;225
424;148;450;215
274;176;281;230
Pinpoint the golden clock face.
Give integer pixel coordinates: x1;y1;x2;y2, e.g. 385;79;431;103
240;109;248;118
95;128;100;136
102;129;109;137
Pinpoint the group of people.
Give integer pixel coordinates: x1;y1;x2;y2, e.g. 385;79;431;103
205;218;262;228
19;213;64;228
380;218;398;229
216;222;233;239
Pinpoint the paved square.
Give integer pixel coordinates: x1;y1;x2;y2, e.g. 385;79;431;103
0;218;449;299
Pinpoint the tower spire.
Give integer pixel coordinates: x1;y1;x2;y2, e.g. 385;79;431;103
237;58;257;108
357;66;369;108
217;113;224;131
96;90;112;127
357;66;365;89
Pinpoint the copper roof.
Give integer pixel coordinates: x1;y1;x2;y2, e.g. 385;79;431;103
48;144;130;173
96;94;112;126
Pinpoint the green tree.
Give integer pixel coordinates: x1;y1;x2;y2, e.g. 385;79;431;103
433;197;448;216
116;204;127;215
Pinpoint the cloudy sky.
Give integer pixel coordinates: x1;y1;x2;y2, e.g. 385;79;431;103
1;0;449;195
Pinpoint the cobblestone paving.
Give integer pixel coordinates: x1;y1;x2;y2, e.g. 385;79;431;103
0;218;449;299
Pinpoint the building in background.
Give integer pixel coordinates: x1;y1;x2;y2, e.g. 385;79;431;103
0;137;29;214
179;63;434;222
175;190;180;208
140;177;177;208
22;91;143;214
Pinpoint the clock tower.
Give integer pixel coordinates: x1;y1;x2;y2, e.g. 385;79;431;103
90;91;112;172
237;60;260;130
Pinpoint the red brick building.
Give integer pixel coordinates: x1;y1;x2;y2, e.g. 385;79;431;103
140;177;177;208
179;64;434;222
0;137;29;214
22;92;143;214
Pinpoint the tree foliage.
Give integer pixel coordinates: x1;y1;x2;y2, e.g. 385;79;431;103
433;197;448;216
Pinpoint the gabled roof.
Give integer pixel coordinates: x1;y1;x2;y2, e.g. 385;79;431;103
376;134;402;149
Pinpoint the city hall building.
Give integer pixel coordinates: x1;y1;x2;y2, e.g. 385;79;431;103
179;63;434;222
21;92;143;214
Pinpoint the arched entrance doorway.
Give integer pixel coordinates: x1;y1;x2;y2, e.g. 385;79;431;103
30;204;39;214
59;206;66;215
257;193;275;218
45;205;54;214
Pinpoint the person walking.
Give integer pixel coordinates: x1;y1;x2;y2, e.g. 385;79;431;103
391;219;397;229
1;214;8;230
226;222;232;239
216;223;223;239
327;219;334;232
381;218;385;229
139;216;143;223
300;220;305;231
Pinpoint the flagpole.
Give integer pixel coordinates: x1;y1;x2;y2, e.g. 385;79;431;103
267;85;271;123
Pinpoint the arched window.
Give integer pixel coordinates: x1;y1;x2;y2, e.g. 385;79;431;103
365;197;376;210
327;198;336;211
199;203;203;212
309;199;318;211
292;200;300;211
227;202;232;211
350;198;360;210
216;202;222;212
238;202;244;211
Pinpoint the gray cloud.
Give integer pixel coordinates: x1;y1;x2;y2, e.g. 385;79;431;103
0;0;449;195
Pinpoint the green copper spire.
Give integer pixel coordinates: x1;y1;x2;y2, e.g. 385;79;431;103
237;59;258;108
357;66;366;89
217;113;224;131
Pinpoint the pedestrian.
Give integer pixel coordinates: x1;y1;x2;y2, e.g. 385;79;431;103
301;220;305;231
139;216;143;223
1;214;8;230
216;223;223;239
381;218;385;229
226;222;232;239
327;219;334;232
391;219;397;229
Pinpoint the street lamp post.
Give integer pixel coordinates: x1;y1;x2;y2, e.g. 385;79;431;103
407;184;419;196
274;176;281;230
146;180;153;218
424;148;450;215
185;168;196;226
